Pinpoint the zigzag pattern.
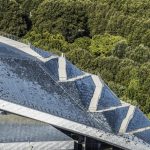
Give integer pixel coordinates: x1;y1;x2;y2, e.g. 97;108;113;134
0;35;150;150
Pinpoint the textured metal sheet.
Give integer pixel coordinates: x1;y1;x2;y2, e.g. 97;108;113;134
0;99;149;150
0;36;150;150
0;113;73;143
0;141;74;150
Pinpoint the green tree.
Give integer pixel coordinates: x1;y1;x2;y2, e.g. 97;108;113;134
0;0;29;36
112;40;128;58
90;33;124;56
127;79;140;100
129;44;150;63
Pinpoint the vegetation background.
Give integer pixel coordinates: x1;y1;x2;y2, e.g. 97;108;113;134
0;0;150;117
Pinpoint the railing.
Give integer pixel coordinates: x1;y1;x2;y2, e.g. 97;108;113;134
0;31;54;58
0;31;29;45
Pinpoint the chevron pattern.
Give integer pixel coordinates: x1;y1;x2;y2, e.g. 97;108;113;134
0;35;150;150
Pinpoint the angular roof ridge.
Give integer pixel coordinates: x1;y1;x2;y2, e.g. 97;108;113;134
0;34;150;149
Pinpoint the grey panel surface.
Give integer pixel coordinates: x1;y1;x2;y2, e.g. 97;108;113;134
0;113;72;142
75;76;95;109
44;58;59;80
30;45;52;58
59;82;83;107
99;106;129;133
66;60;84;79
0;141;74;150
0;57;111;132
134;130;150;144
0;43;34;60
97;85;122;110
127;108;150;132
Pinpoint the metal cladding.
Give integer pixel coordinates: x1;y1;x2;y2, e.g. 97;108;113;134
0;113;73;142
0;112;74;149
0;36;150;150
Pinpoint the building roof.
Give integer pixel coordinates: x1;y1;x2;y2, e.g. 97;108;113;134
0;112;73;143
0;35;150;150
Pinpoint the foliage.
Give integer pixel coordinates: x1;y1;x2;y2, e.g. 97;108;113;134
0;0;30;36
90;34;124;55
0;0;150;117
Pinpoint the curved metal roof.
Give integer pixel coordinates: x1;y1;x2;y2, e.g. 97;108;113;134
0;36;150;150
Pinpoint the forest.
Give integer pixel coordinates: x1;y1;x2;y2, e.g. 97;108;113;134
0;0;150;117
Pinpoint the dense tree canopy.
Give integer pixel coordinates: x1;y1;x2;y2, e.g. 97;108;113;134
0;0;150;117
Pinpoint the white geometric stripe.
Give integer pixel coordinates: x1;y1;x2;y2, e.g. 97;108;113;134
58;54;67;81
126;126;150;134
119;105;136;134
95;103;130;113
59;73;90;82
88;75;104;112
